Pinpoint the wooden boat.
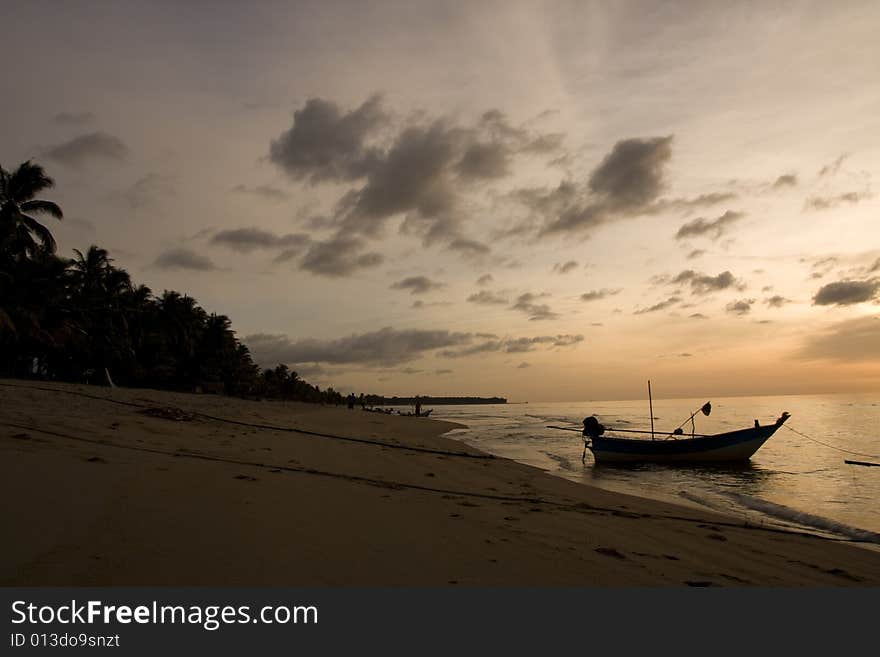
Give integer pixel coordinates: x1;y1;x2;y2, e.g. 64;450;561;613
552;383;791;465
586;412;790;464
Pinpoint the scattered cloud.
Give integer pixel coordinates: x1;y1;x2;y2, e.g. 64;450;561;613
232;184;290;201
44;132;128;167
390;275;445;295
804;191;871;211
245;327;473;367
210;227;310;253
580;289;621;302
773;174;798;188
818;154;848;178
812;279;880;306
725;298;754;315
476;273;494;286
552;260;578;274
675;210;744;241
511;292;559;320
538;135;674;236
635;296;681;314
299;235;384;277
154;248;217;271
764;295;792;308
687;249;705;260
669;270;739;295
517;362;531;369
467;290;509;305
438;333;583;358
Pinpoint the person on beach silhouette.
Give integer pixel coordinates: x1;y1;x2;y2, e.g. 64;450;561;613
347;393;355;410
415;396;422;417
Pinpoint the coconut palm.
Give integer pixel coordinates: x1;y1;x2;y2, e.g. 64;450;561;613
0;160;63;257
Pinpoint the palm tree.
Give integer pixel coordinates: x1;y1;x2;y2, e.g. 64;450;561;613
0;161;63;257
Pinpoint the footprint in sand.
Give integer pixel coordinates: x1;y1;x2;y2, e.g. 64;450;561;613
707;533;728;542
234;474;258;482
594;547;627;559
86;456;108;464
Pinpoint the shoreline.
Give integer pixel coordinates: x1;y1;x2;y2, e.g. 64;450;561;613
3;379;880;586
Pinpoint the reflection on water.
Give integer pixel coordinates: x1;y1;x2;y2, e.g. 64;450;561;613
433;393;880;543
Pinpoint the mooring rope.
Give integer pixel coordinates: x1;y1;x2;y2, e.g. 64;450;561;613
784;424;880;460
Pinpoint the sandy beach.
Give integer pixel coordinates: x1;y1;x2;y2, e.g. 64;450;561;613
2;378;880;586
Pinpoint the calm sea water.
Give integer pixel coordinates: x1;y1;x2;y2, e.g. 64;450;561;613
428;394;880;545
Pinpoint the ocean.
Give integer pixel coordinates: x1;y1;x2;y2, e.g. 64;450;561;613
428;394;880;545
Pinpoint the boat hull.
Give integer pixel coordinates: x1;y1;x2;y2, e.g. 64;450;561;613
588;423;784;464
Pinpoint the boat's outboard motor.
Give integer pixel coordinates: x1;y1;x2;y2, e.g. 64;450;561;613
582;416;605;440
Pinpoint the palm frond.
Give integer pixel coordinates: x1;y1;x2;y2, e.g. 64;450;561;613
20;199;63;220
20;214;57;253
7;160;55;202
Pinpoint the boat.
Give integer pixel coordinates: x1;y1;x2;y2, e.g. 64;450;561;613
584;411;790;464
551;381;791;464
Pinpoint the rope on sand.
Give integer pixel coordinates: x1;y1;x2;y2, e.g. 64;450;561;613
0;381;493;460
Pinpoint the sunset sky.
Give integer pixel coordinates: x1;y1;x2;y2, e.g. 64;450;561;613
3;1;879;401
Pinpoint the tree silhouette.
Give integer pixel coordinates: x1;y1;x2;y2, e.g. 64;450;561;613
0;160;63;257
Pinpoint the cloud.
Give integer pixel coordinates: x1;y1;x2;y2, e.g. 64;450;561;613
804;191;871;211
646;192;738;215
269;97;566;257
517;362;531;369
818;154;848;177
798;315;880;362
154;248;217;271
812;279;880;306
588;136;673;210
210;227;310;253
52;111;95;126
687;249;705;260
467;290;509;305
552;260;579;274
232;184;290;201
675;210;744;241
456;141;511;180
511;292;559;320
299;235;383;277
438;333;583;358
725;299;754;315
689;313;708;319
476;274;494;286
44;132;128;166
268;95;387;183
123;173;176;209
634;296;681;314
580;289;621;302
869;258;880;274
245;327;473;367
538;136;674;236
773;174;798;188
390;276;445;295
670;270;739;295
764;295;792;308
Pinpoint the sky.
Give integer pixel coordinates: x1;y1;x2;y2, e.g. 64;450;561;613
3;0;879;401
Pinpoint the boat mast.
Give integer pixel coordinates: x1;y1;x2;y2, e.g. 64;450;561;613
648;380;655;440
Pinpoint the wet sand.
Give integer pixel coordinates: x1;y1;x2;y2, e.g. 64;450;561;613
2;379;880;586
